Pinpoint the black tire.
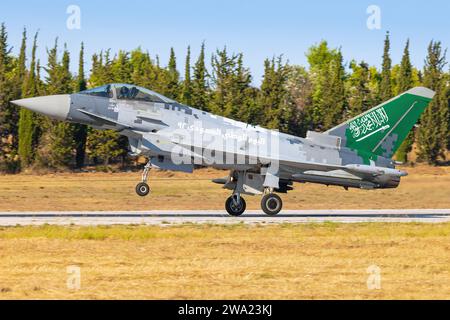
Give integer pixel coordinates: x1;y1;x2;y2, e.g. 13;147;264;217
261;194;283;216
136;183;150;197
225;196;247;216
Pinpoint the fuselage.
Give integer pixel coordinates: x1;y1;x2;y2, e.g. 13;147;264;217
68;84;399;189
12;83;404;192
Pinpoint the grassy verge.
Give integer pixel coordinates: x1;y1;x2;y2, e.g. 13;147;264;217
0;223;449;299
1;166;449;211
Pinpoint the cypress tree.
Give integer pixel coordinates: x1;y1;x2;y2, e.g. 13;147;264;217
15;28;27;96
417;41;448;164
18;32;39;169
210;48;252;120
210;47;232;116
130;48;158;89
44;39;60;94
0;23;17;172
86;50;127;168
7;28;27;167
367;66;381;107
379;32;392;101
36;41;74;169
0;24;11;122
110;50;132;166
347;61;371;117
397;40;413;93
321;50;346;130
74;42;88;168
284;65;313;136
191;43;209;111
181;46;192;105
90;50;114;86
165;47;180;100
259;56;289;131
395;40;415;163
233;53;254;123
112;50;131;83
87;128;124;166
305;41;340;128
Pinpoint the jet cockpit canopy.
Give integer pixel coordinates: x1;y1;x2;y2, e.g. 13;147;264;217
80;84;176;104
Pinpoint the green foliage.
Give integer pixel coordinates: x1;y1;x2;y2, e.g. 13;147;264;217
35;40;74;169
75;42;87;92
181;46;192;105
397;40;413;93
346;61;373;117
112;50;132;83
18;31;39;169
321;51;346;130
191;43;209;111
284;66;313;136
17;108;35;168
0;22;449;173
164;47;180;100
90;50;114;87
86;129;125;165
258;56;289;131
396;131;414;163
380;32;393;101
305;41;342;128
395;40;415;163
74;42;88;168
0;23;17;172
417;41;448;164
44;40;72;95
86;49;130;167
210;48;253;121
306;41;340;70
129;48;160;90
35;121;74;169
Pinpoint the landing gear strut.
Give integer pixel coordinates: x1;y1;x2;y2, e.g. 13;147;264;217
261;191;283;216
136;161;151;197
224;171;247;216
225;193;247;216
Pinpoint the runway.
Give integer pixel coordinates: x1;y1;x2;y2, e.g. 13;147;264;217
1;209;450;226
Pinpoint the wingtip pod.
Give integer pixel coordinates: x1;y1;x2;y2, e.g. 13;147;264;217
407;87;435;100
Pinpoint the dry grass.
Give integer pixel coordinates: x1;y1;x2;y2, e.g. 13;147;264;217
0;165;449;211
0;165;449;300
0;223;449;300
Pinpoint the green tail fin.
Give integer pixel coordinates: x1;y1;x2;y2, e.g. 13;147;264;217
326;87;435;161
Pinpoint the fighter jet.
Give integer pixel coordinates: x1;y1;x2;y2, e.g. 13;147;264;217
12;84;434;216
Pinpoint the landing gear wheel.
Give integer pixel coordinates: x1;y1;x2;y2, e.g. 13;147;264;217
261;194;283;216
225;196;247;216
136;183;150;197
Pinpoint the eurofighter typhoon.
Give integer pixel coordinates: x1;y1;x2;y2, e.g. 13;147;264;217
12;84;435;216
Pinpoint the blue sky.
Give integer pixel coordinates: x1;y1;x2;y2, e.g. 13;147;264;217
2;0;450;85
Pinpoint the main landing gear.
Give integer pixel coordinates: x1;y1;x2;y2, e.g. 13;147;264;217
136;164;284;216
136;161;151;197
224;191;283;217
260;192;283;216
225;194;247;216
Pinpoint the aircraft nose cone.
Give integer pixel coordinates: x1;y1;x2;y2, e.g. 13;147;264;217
11;95;71;121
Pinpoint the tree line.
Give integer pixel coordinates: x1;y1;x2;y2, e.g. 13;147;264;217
0;24;449;173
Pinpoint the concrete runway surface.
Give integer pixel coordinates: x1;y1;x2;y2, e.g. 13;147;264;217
0;209;450;226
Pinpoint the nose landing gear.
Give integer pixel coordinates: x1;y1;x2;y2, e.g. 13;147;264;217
136;161;152;197
136;182;150;197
